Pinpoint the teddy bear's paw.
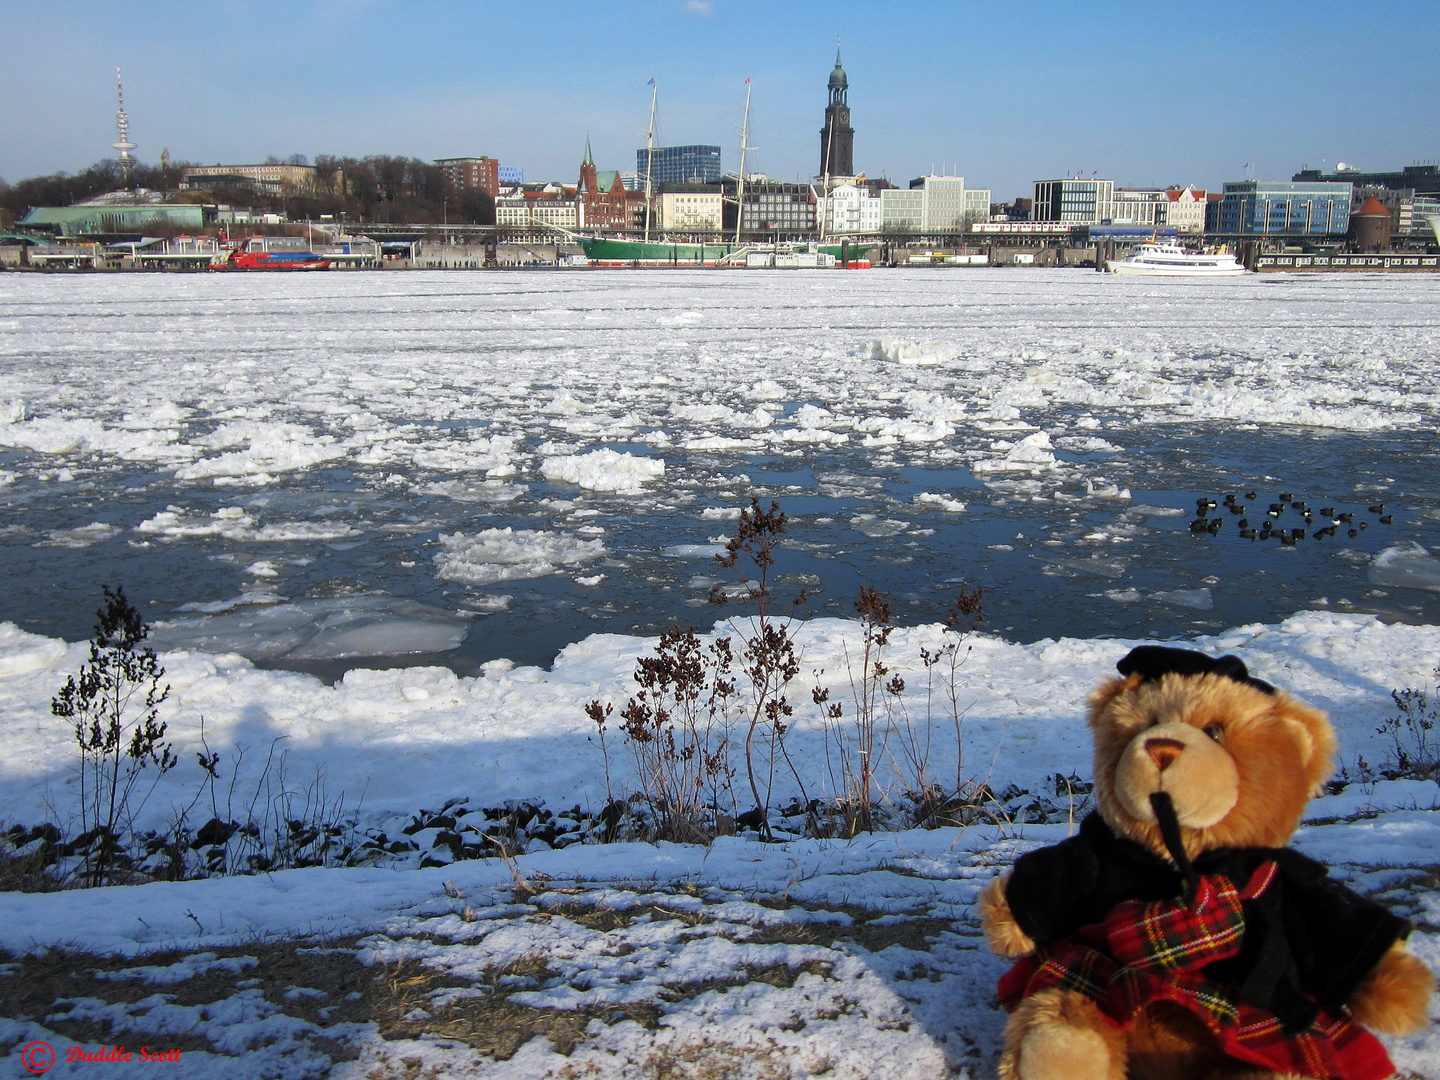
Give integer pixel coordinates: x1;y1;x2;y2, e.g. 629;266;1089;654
1347;941;1435;1035
980;873;1036;958
1001;988;1126;1080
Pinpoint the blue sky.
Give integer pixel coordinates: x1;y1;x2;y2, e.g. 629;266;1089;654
4;0;1438;199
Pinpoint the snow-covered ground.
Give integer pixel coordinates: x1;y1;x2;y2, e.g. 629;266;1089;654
3;271;1439;1076
3;610;1440;1077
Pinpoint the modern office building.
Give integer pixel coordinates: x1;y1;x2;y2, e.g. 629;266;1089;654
819;47;855;178
1032;178;1117;224
1111;188;1168;227
879;176;991;233
435;157;500;197
1215;181;1353;235
637;145;722;186
739;182;816;236
1293;163;1440;196
498;165;523;185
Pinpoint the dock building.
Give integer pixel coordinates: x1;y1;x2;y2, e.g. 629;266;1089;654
1215;180;1353;236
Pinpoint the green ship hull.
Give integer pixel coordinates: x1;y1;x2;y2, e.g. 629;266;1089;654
576;236;871;266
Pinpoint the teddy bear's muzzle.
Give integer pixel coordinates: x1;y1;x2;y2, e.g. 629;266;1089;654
1114;721;1240;829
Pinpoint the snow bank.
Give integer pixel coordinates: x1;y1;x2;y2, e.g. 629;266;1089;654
3;612;1439;835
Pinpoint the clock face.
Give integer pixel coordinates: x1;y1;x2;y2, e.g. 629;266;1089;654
839;108;850;126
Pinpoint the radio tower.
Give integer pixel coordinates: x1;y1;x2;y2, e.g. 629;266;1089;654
112;67;137;184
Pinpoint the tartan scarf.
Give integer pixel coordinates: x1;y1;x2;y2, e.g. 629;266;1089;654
997;861;1396;1080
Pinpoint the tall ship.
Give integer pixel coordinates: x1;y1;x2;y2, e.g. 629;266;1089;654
225;236;331;271
1106;239;1246;277
575;237;868;268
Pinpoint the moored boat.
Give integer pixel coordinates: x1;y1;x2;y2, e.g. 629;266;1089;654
1106;239;1245;277
225;236;331;271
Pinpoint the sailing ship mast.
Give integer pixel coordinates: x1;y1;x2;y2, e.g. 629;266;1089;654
643;79;657;243
734;79;752;244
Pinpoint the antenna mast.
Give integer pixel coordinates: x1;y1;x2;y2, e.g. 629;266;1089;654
644;80;658;243
113;67;136;184
734;79;752;244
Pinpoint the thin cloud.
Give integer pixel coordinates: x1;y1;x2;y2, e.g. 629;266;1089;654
685;1;712;16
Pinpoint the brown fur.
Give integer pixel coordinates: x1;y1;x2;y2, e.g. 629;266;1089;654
979;872;1035;958
999;987;1127;1080
1346;940;1436;1035
981;662;1433;1080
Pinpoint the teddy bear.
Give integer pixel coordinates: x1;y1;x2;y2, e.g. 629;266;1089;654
979;645;1434;1080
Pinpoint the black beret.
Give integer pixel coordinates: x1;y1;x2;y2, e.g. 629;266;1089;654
1116;645;1276;696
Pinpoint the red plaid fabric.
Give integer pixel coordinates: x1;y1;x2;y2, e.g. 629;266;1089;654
1104;874;1245;972
995;861;1395;1080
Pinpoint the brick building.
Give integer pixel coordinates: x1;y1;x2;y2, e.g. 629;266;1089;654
435;157;501;197
578;139;647;231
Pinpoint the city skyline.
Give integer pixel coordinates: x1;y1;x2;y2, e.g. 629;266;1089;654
3;0;1438;199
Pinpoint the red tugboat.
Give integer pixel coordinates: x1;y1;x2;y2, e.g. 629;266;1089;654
225;235;331;270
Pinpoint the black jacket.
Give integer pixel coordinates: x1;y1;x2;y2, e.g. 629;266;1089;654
1004;812;1410;1030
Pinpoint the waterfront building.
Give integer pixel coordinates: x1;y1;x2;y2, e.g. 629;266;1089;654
495;183;579;230
738;182;816;236
819;47;855;179
638;145;722;187
19;198;206;237
1164;187;1208;233
1111;188;1168;227
817;181;880;235
659;187;724;232
1032;178;1117;225
435;156;500;197
181;163;320;196
579;140;648;231
1293;163;1440;196
1215;180;1352;235
879;176;991;234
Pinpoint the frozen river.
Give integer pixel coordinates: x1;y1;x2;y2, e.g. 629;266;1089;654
2;268;1439;678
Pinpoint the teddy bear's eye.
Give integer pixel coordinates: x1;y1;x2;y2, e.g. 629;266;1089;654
1204;724;1224;742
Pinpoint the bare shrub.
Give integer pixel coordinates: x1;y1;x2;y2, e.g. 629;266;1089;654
50;585;174;885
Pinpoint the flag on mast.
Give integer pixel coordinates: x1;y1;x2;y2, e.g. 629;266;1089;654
647;78;655;85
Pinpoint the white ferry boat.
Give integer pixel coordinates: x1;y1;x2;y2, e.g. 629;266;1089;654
1106;239;1247;277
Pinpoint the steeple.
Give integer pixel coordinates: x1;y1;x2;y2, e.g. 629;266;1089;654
582;134;594;167
819;43;854;179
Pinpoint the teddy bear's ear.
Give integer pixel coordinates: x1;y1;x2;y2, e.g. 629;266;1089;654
1273;694;1339;795
1086;673;1141;727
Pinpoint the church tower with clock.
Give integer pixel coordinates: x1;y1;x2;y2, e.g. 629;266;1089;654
819;46;854;179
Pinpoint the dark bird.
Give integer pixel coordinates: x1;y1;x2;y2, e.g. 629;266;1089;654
1244;491;1257;500
1379;515;1393;525
1291;529;1306;540
1337;513;1353;523
1230;505;1245;514
1208;519;1223;535
1269;503;1286;513
1190;519;1209;533
1267;509;1282;518
1237;518;1249;529
1360;522;1368;529
1319;507;1335;517
1368;504;1384;514
1292;501;1307;512
1281;534;1297;546
1349;529;1359;537
1240;529;1257;539
1279;492;1293;502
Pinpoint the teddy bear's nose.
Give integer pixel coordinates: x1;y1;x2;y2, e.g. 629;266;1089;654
1145;737;1186;771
